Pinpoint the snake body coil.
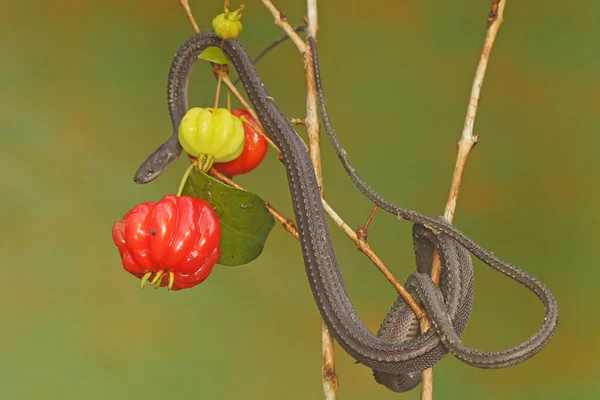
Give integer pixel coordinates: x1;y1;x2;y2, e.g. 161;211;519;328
134;31;558;392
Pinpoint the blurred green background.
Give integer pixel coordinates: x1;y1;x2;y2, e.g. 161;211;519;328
1;0;598;398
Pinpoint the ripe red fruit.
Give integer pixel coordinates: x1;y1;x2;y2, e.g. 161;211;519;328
213;109;268;176
112;195;221;291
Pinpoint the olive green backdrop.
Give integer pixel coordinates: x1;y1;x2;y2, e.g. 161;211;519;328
1;0;598;399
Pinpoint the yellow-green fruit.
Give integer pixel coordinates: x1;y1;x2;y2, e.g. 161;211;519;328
212;12;243;40
178;108;245;163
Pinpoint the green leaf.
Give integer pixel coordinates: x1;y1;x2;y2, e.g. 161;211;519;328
182;168;275;266
198;47;230;65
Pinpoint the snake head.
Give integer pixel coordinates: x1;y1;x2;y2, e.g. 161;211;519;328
133;134;183;184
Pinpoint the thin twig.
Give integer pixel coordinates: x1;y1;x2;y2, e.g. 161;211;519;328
221;70;259;121
290;117;306;125
420;1;507;399
442;1;506;223
321;319;338;400
304;40;323;195
219;70;284;158
302;1;337;398
261;0;307;53
214;73;223;109
307;0;319;38
321;200;426;318
357;205;378;241
179;0;200;34
209;169;299;239
252;26;308;65
232;26;308;86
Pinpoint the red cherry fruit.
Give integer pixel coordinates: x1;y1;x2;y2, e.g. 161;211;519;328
112;195;221;291
212;109;268;175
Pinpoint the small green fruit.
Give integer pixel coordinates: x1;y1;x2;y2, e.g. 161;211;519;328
212;3;244;40
178;108;245;165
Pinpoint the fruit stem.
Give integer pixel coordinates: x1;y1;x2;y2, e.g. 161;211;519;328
214;72;223;109
240;115;281;154
223;0;244;19
177;162;196;197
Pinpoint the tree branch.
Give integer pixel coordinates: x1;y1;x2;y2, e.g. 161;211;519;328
302;3;336;398
179;0;200;34
420;1;507;399
307;0;319;38
261;0;307;53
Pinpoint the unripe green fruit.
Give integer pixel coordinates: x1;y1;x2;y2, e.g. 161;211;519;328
212;9;243;40
178;108;245;164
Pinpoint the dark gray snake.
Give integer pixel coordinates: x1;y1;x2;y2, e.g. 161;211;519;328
133;31;558;392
